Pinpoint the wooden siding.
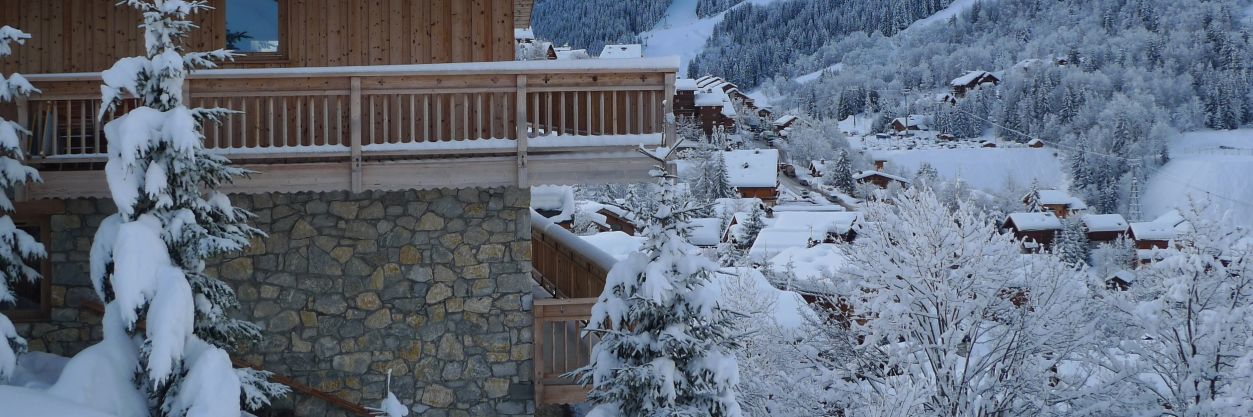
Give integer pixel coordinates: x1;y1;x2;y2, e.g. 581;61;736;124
0;0;515;75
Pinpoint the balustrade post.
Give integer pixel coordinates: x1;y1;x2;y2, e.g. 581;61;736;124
350;77;363;193
663;73;676;148
516;74;529;188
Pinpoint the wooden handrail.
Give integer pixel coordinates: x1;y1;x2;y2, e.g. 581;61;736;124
80;300;371;417
532;297;598;406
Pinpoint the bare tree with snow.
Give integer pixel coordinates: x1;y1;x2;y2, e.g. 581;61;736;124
0;25;44;383
89;1;285;415
574;169;743;417
1100;202;1253;416
815;188;1099;417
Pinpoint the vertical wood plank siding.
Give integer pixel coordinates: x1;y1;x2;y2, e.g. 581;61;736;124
0;0;515;75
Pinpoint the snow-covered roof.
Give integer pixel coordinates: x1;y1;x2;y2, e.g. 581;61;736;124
1005;212;1062;231
715;267;812;330
771;203;845;213
721;101;737;117
1108;269;1136;284
723;149;779;188
1129;221;1175;241
579;231;645;261
531;185;575;222
1034;189;1086;208
774;115;798;126
1082;214;1129;233
712;197;764;219
599;44;642;59
514;27;535;41
555;48;590;60
687;218;723;247
1026;138;1043;146
854;170;909;184
694;88;728;107
749;229;820;260
771;211;860;235
768;244;848;286
891;115;929;128
951;70;995;87
675;78;699;91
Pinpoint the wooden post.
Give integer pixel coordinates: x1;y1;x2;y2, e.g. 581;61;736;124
515;74;528;188
663;73;676;148
532;301;545;406
350;77;363;193
14;97;28;202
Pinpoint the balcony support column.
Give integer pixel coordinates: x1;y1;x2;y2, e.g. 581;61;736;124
515;74;529;188
350;77;363;193
663;73;676;148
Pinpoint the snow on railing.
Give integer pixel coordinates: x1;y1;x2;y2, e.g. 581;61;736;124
15;59;678;165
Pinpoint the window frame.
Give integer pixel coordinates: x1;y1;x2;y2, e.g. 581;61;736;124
223;0;291;64
2;215;52;323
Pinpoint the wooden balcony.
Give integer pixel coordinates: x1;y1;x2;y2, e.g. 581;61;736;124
10;58;678;199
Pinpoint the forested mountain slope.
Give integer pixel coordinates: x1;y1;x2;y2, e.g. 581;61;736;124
531;0;671;54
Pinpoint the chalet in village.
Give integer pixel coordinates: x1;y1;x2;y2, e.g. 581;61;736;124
0;1;677;416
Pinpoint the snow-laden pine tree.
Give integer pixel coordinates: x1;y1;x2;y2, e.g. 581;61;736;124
818;187;1097;417
825;149;856;195
705;152;737;201
1055;217;1090;267
735;203;766;251
1102;204;1253;416
575;169;742;417
1023;179;1042;212
90;1;285;415
0;25;44;383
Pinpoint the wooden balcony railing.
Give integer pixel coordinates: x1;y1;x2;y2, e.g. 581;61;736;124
10;58;678;195
533;298;599;406
530;210;614;299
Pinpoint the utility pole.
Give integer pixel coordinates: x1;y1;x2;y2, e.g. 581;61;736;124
1128;159;1142;222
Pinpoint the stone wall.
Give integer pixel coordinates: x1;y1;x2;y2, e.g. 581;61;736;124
15;187;536;417
12;199;115;356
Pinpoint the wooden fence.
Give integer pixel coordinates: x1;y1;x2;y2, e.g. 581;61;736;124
532;297;599;406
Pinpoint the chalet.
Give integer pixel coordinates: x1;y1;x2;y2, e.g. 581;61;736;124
950;70;1000;97
1027;138;1045;148
673;78;700;121
1003;212;1063;251
937;133;957;141
774;115;799;134
756;107;774;120
854;170;909;189
687;218;724;248
554;46;591;60
1106;270;1136;291
1024;189;1088;218
748;212;860;259
1081;213;1129;243
598;43;643;59
596;204;642;236
980;141;998;148
1;0;677;414
890;115;929;132
694;87;738;136
724;149;780;202
808;159;831;177
1128;221;1175;250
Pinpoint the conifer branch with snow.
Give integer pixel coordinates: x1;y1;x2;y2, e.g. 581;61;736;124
88;0;285;414
0;24;45;383
575;168;743;417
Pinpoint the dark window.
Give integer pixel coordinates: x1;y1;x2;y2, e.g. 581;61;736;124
226;0;282;53
0;221;50;321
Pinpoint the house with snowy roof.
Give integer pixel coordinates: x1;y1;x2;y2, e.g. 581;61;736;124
950;70;1000;97
598;43;643;59
854;170;910;189
554;46;591;60
723;149;780;202
774;115;800;134
1;0;678;413
1002;212;1063;251
1082;213;1129;243
748;212;859;260
694;88;739;135
1024;189;1088;218
890;115;930;132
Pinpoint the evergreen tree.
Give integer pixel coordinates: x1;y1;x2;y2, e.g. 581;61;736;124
706;152;737;201
826;150;856;195
912;162;939;189
1055;217;1090;267
737;204;767;251
91;1;286;414
0;25;45;382
575;169;743;417
1024;179;1042;212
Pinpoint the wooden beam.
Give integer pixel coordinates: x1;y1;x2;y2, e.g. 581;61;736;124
515;74;528;187
349;77;363;193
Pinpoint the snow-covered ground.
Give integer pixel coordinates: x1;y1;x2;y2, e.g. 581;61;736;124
795;62;843;84
871;147;1067;193
1144;129;1253;228
640;0;780;77
903;0;995;32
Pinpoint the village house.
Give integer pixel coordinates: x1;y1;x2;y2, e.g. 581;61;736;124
950;70;1000;97
553;46;591;60
774;115;799;134
598;43;643;59
1002;212;1063;251
0;0;677;415
1081;213;1129;243
748;212;860;260
724;149;780;202
854;170;910;189
890;115;929;133
695;87;739;135
1024;189;1088;218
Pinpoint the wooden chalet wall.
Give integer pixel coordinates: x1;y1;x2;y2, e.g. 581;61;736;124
0;0;515;75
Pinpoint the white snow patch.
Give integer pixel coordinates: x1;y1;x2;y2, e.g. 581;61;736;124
1145;129;1253;228
794;63;842;84
0;386;121;417
904;0;995;32
874;147;1066;194
640;0;780;77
